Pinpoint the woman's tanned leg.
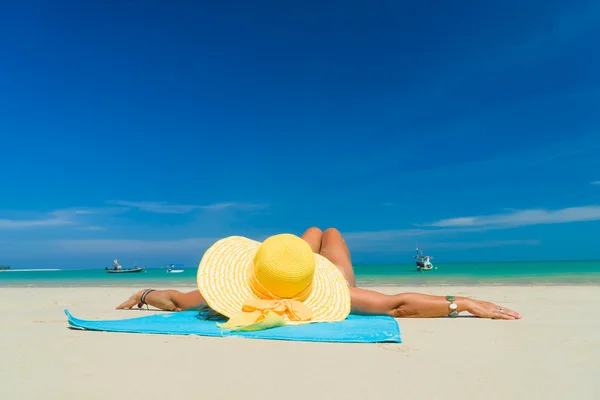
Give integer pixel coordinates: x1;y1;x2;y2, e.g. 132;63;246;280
320;228;357;287
300;226;323;253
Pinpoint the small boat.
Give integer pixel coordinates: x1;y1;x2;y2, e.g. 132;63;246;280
413;248;434;272
105;259;146;274
105;267;145;274
165;263;185;274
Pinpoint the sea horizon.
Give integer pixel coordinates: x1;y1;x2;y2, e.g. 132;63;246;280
2;259;599;287
3;257;600;269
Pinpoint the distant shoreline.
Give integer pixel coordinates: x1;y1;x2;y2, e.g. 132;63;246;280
0;269;61;272
1;279;599;288
4;258;600;271
2;261;599;288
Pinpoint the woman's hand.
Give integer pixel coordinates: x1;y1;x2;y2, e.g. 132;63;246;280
116;289;181;311
466;299;522;320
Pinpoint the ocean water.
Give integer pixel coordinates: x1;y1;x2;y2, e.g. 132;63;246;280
1;260;599;287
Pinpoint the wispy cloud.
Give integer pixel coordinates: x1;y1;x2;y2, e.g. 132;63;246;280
107;200;268;214
343;204;600;252
342;227;478;253
423;205;600;229
52;237;220;254
0;217;72;229
592;181;600;185
82;226;107;231
0;207;126;230
343;229;432;242
342;227;540;253
0;200;267;232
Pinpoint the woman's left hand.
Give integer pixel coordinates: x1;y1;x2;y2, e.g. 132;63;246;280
116;290;147;309
116;289;181;311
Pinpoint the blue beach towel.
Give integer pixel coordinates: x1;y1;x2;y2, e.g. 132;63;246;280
64;310;401;343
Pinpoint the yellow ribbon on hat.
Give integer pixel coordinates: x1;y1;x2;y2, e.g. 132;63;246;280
218;268;314;331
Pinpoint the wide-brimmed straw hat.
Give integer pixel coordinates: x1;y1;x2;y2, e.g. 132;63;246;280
196;233;351;331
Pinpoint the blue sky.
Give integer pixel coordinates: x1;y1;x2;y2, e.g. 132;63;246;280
1;0;600;268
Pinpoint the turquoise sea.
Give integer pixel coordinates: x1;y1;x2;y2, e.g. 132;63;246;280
1;260;600;287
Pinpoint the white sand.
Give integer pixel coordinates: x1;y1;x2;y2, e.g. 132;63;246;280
0;285;598;399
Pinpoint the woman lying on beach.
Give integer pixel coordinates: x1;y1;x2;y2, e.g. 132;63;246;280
117;228;522;327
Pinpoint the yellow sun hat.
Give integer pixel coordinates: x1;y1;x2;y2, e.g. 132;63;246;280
196;233;351;331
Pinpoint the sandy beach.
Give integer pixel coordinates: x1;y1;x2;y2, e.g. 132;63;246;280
1;284;598;399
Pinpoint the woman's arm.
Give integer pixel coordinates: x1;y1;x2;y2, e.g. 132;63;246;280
116;289;206;311
349;287;521;320
116;287;521;320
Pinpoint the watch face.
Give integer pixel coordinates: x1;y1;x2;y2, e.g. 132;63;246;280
449;303;458;310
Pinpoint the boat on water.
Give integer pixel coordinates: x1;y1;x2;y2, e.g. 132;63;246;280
413;248;435;271
165;263;184;274
106;267;145;274
105;259;145;274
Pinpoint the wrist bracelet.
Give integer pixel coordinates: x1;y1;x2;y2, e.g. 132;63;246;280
446;295;459;318
140;289;156;304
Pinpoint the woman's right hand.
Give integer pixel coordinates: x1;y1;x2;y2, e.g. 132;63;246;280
466;299;522;320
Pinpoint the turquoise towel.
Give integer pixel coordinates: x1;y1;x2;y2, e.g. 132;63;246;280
64;310;401;343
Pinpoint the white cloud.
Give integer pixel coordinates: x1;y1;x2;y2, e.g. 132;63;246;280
342;228;468;252
0;217;72;229
0;200;268;232
343;229;432;242
342;205;600;252
592;181;600;185
424;205;600;229
107;200;268;214
342;227;540;253
52;237;220;254
342;225;495;243
82;226;107;231
0;207;127;230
